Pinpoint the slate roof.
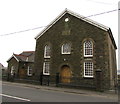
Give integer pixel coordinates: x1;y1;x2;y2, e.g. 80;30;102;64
13;54;28;62
7;51;35;62
35;9;117;49
20;51;35;56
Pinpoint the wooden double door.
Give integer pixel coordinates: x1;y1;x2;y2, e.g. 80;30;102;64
60;65;72;83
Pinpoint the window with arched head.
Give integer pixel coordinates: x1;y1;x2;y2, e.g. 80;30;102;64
84;40;93;57
44;44;51;58
61;43;71;54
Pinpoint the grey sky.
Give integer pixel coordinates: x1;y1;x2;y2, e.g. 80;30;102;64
0;0;119;67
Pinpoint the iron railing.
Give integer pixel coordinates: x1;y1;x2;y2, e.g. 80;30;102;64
2;73;118;92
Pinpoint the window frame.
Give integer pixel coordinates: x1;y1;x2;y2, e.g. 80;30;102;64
27;66;32;76
10;66;14;75
44;45;51;58
61;43;71;54
43;62;50;75
84;62;94;78
83;40;93;57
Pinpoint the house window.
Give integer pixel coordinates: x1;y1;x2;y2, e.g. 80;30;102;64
61;43;71;54
84;62;93;77
27;66;32;76
10;66;14;75
84;40;93;57
43;62;50;75
44;45;51;58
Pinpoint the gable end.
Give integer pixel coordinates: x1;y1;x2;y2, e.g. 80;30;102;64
7;54;19;62
35;9;109;40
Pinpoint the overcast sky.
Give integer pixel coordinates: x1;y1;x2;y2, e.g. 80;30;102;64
0;0;119;67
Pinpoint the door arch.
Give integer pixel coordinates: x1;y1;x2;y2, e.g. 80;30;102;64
60;65;72;83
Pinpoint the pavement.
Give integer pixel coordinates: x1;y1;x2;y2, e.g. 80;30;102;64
2;81;118;100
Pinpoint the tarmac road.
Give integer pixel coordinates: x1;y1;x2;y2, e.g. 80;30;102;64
1;82;118;102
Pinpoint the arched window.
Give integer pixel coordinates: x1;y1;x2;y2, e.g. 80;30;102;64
44;45;51;58
84;40;93;57
61;43;71;54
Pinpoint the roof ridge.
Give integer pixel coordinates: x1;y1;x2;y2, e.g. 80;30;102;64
69;9;109;29
7;52;34;62
15;54;28;57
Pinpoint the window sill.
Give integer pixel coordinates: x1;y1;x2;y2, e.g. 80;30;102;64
84;55;93;57
62;53;71;55
43;73;50;75
83;76;94;79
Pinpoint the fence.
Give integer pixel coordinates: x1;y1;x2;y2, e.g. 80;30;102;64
1;66;119;93
2;73;118;92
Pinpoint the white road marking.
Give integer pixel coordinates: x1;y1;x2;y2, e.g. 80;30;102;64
0;93;31;102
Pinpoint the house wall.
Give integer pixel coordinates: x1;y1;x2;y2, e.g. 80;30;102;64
34;13;117;89
106;33;117;89
8;57;34;79
18;62;34;79
7;57;19;77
